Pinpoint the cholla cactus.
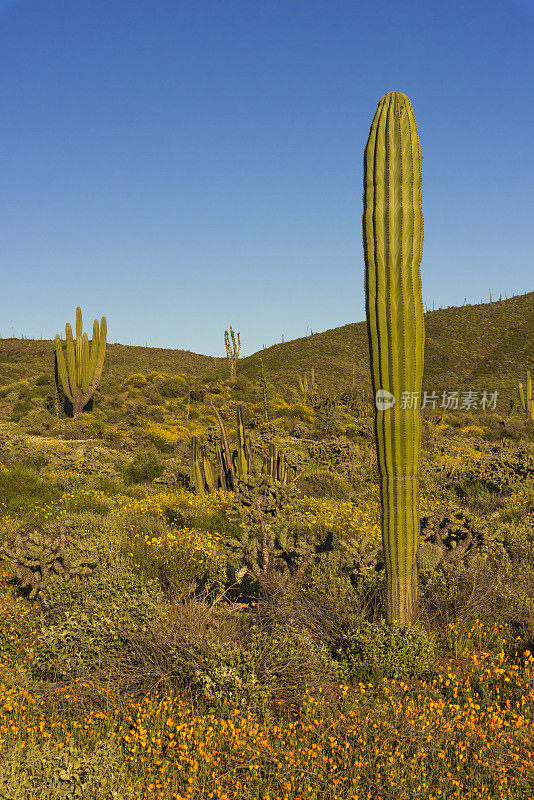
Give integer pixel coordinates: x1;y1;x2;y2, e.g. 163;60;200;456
0;525;99;602
54;307;107;416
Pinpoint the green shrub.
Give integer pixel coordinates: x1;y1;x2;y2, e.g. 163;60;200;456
191;621;340;717
10;398;32;422
0;467;62;520
190;637;272;716
296;469;352;500
33;547;168;681
337;619;440;681
124;373;147;388
159;376;187;398
123;446;165;484
20;409;56;435
18;451;50;472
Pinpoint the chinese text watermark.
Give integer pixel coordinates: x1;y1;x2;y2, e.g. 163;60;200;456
375;390;498;411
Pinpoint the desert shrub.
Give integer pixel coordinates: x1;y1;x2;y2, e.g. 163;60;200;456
17;451;50;471
61;486;115;516
0;467;62;520
113;510;225;599
123;446;165;484
159;376;187;398
296;469;352;500
254;621;342;713
58;511;108;544
188;613;342;717
53;415;102;440
83;474;127;496
289;420;311;438
190;636;272;716
123;373;147;388
101;425;128;444
460;425;487;437
32;547;168;681
35;374;52;387
145;404;166;422
147;371;167;383
10;398;32;422
418;554;507;641
286;402;315;424
253;552;379;667
19;409;56;435
337;619;440;681
232;376;250;392
143;421;195;452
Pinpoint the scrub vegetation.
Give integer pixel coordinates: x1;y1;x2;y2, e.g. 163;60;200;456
0;288;533;798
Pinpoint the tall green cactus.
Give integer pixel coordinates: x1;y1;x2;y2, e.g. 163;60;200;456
224;326;241;381
518;370;534;421
54;307;107;417
362;92;425;625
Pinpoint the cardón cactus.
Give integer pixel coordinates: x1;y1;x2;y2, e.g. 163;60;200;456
518;370;534;421
362;92;425;625
54;307;107;416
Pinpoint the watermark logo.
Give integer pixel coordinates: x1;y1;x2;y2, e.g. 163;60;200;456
375;389;395;410
374;390;498;411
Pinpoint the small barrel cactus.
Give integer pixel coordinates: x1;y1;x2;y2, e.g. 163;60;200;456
416;541;443;573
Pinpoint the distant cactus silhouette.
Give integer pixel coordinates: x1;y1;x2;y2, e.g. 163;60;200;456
518;370;534;421
224;326;240;381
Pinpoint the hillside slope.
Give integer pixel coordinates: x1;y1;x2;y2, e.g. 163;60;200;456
0;291;532;409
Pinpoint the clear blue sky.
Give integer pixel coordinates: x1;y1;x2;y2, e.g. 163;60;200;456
1;0;532;357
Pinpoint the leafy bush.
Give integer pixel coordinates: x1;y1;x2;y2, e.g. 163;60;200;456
32;547;168;681
296;469;352;500
190;637;272;716
10;398;32;422
124;373;147;388
159;376;187;398
19;409;56;435
52;415;102;440
0;466;62;520
337;619;440;681
123;446;165;484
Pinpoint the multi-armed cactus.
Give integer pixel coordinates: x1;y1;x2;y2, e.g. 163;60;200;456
298;367;318;402
518;370;534;421
192;401;298;495
224;326;241;381
363;92;425;625
54;307;107;416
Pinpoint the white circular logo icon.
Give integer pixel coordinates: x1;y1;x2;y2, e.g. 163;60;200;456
375;389;395;410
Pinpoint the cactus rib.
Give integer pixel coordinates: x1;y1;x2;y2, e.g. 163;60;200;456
363;91;425;625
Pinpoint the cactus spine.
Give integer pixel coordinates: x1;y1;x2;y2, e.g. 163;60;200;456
362;92;425;625
54;307;107;416
518;370;534;421
224;326;241;381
